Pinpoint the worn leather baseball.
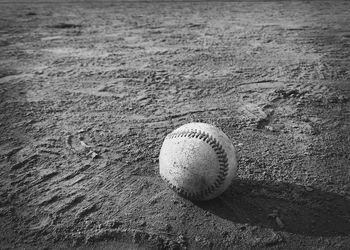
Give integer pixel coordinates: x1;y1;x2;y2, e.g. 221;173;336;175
159;122;238;200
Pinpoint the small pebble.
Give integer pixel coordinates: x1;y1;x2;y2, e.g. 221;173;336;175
305;186;313;192
265;125;275;132
275;217;284;228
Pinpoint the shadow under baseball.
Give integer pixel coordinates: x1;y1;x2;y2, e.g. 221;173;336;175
194;179;350;237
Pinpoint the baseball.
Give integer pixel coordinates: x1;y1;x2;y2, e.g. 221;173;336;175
159;122;238;201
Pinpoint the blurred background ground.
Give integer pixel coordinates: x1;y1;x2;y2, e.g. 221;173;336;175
0;0;349;249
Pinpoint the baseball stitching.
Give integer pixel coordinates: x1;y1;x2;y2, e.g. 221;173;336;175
161;129;229;200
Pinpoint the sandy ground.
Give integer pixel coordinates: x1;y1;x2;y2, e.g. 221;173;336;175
0;1;350;249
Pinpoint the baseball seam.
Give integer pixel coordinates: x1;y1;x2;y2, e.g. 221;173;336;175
162;129;229;200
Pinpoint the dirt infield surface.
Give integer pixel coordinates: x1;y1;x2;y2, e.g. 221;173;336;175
0;1;349;249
